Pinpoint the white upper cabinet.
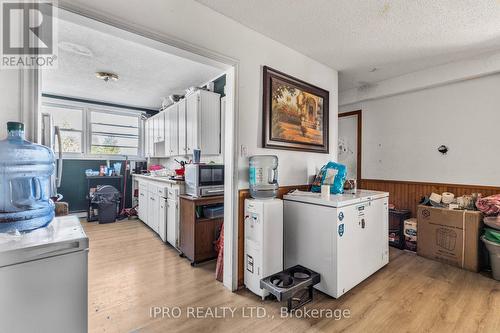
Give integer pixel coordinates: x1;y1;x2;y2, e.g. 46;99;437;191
151;115;158;144
146;117;155;157
163;107;171;155
167;104;179;156
144;119;149;157
155;112;165;143
185;90;221;156
185;93;197;155
145;90;220;158
178;99;187;156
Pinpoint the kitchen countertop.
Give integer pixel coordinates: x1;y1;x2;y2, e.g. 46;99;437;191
132;173;184;185
179;194;224;202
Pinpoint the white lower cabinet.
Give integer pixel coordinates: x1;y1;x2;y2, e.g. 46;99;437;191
147;192;156;231
166;198;178;248
138;186;147;223
158;199;167;242
136;178;184;249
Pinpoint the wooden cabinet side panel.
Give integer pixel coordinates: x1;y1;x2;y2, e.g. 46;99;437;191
194;218;223;262
179;198;195;260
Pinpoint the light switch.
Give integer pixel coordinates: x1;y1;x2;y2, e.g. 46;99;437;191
240;144;248;157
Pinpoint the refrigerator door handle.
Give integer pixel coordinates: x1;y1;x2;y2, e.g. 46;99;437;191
0;240;87;267
54;126;63;188
31;241;82;258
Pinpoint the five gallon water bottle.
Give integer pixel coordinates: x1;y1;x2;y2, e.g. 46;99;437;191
0;122;55;232
249;155;278;199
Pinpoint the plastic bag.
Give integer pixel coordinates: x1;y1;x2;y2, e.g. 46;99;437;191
311;161;347;194
485;228;500;244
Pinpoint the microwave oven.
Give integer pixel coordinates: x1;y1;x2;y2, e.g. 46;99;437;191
185;164;224;197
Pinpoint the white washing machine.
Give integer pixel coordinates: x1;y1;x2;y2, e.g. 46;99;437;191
244;198;283;299
283;190;389;298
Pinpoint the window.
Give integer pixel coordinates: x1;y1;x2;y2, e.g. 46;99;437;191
41;104;84;154
41;98;144;158
90;110;140;156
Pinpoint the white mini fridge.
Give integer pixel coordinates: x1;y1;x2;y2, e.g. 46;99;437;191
283;190;389;298
0;216;88;333
244;198;283;299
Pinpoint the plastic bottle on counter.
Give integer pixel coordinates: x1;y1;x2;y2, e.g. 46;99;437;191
249;155;279;199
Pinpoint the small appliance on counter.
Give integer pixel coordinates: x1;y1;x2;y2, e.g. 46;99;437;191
172;159;188;180
185;163;224;197
244;198;283;299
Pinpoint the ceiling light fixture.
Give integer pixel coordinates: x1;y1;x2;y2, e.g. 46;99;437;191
369;67;378;72
95;71;119;82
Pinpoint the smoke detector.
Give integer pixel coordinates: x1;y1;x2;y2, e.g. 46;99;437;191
95;72;119;82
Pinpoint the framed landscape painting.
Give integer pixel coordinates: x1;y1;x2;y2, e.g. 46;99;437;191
262;66;329;153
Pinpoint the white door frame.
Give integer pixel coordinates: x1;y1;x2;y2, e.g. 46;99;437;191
29;3;241;291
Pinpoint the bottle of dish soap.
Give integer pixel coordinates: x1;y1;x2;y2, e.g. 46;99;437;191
0;122;55;232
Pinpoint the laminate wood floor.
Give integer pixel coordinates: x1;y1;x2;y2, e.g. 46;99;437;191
83;219;500;333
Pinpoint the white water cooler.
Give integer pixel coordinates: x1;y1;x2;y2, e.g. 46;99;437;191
244;198;283;299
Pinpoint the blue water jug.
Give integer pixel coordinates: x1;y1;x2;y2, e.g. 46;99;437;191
0;122;55;232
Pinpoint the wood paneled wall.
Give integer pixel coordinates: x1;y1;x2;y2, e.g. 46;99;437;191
236;179;500;287
360;179;500;217
237;184;310;287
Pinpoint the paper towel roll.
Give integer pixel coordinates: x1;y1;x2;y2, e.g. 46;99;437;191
321;185;330;199
441;192;455;204
430;192;442;203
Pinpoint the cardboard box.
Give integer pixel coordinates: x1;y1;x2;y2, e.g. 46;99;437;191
417;205;483;272
404;218;417;252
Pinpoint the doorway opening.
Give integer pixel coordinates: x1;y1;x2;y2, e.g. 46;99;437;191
30;6;240;291
338;110;362;184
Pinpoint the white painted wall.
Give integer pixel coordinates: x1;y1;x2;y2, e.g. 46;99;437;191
340;73;500;186
340;49;500;106
58;0;339;188
0;70;21;139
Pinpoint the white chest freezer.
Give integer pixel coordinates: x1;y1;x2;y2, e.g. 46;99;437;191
283;190;389;298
